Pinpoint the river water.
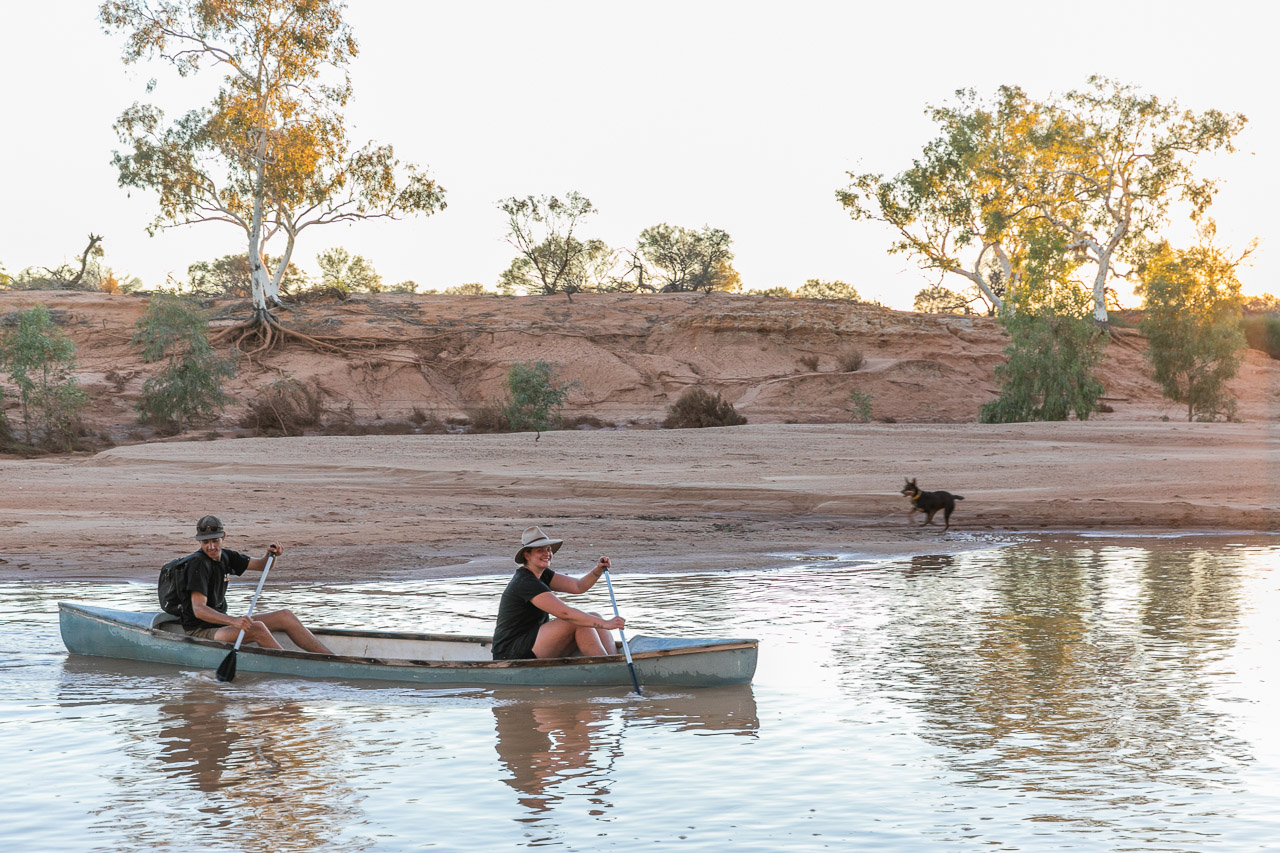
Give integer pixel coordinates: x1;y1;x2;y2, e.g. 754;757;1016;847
3;536;1277;852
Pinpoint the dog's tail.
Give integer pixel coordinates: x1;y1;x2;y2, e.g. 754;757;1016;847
955;495;965;501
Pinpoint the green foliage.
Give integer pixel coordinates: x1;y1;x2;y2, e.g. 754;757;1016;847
497;193;609;296
0;393;13;448
1136;239;1246;421
445;282;490;296
316;248;383;295
186;253;308;298
101;0;446;311
1242;293;1280;312
0;304;88;449
503;361;574;433
980;285;1108;423
132;293;235;430
849;391;873;423
637;224;738;293
795;279;860;301
663;387;747;429
913;286;972;314
1241;313;1280;359
751;286;792;298
840;79;1248;324
0;262;11;289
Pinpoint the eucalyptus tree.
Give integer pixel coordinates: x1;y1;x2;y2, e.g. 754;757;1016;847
636;224;739;293
100;0;446;349
841;79;1247;324
497;192;602;297
1136;232;1249;421
1022;76;1247;324
838;86;1043;313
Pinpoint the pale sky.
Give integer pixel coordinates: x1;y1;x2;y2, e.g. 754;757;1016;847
2;1;1274;309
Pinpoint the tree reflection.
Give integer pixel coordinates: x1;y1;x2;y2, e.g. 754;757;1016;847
837;542;1253;839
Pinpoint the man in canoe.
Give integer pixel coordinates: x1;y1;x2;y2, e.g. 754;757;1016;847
179;515;333;655
492;526;625;660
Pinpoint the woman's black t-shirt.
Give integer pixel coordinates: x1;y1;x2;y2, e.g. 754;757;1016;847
491;568;556;659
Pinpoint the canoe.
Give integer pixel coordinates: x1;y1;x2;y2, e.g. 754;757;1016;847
57;602;758;688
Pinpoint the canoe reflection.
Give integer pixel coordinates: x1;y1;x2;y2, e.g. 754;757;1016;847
492;685;758;815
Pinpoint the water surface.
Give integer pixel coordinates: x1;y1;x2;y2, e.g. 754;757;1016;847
2;537;1277;851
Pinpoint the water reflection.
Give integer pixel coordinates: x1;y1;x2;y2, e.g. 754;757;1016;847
858;542;1256;843
54;658;364;851
8;539;1275;852
493;686;759;819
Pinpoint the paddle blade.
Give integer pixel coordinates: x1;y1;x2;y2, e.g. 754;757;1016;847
215;649;237;682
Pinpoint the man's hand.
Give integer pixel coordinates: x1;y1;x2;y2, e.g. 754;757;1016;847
266;542;284;557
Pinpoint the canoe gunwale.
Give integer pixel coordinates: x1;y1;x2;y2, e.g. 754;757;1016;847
58;602;758;675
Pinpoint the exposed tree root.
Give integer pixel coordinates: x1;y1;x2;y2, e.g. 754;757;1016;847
211;308;389;358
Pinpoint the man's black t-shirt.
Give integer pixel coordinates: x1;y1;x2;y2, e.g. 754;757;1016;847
491;568;556;659
180;549;250;630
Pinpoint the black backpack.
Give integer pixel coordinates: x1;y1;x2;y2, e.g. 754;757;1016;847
158;551;200;616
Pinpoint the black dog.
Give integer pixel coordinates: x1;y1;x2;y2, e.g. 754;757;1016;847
900;478;964;530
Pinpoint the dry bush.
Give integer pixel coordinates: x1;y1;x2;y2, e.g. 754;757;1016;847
561;414;609;430
837;349;865;372
286;285;351;305
410;406;449;434
663;387;747;429
241;378;326;436
462;401;511;433
798;354;820;372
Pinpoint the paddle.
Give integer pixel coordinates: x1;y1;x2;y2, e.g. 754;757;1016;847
215;553;274;683
602;564;641;695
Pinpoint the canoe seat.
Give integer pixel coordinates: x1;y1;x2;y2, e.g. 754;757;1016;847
151;611;185;633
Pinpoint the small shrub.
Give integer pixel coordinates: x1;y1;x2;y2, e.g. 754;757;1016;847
837;349;865;372
504;361;574;433
0;304;88;450
849;390;873;423
133;293;235;431
241;378;325;436
0;403;13;450
798;354;820;372
663;388;747;429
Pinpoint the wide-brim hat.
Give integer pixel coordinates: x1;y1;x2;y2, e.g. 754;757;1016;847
195;515;226;541
515;525;563;564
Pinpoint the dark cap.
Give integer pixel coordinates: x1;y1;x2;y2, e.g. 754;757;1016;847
195;515;226;541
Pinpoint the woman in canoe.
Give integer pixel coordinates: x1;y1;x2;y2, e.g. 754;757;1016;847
492;526;625;660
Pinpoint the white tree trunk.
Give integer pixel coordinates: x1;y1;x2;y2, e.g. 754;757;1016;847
248;153;270;312
1092;259;1110;324
269;230;297;302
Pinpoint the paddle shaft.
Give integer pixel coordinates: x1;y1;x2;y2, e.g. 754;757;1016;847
231;553;274;651
603;567;641;694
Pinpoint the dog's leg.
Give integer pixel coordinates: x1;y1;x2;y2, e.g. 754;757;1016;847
923;509;937;526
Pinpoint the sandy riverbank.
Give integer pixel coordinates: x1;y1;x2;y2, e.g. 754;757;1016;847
2;422;1275;584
